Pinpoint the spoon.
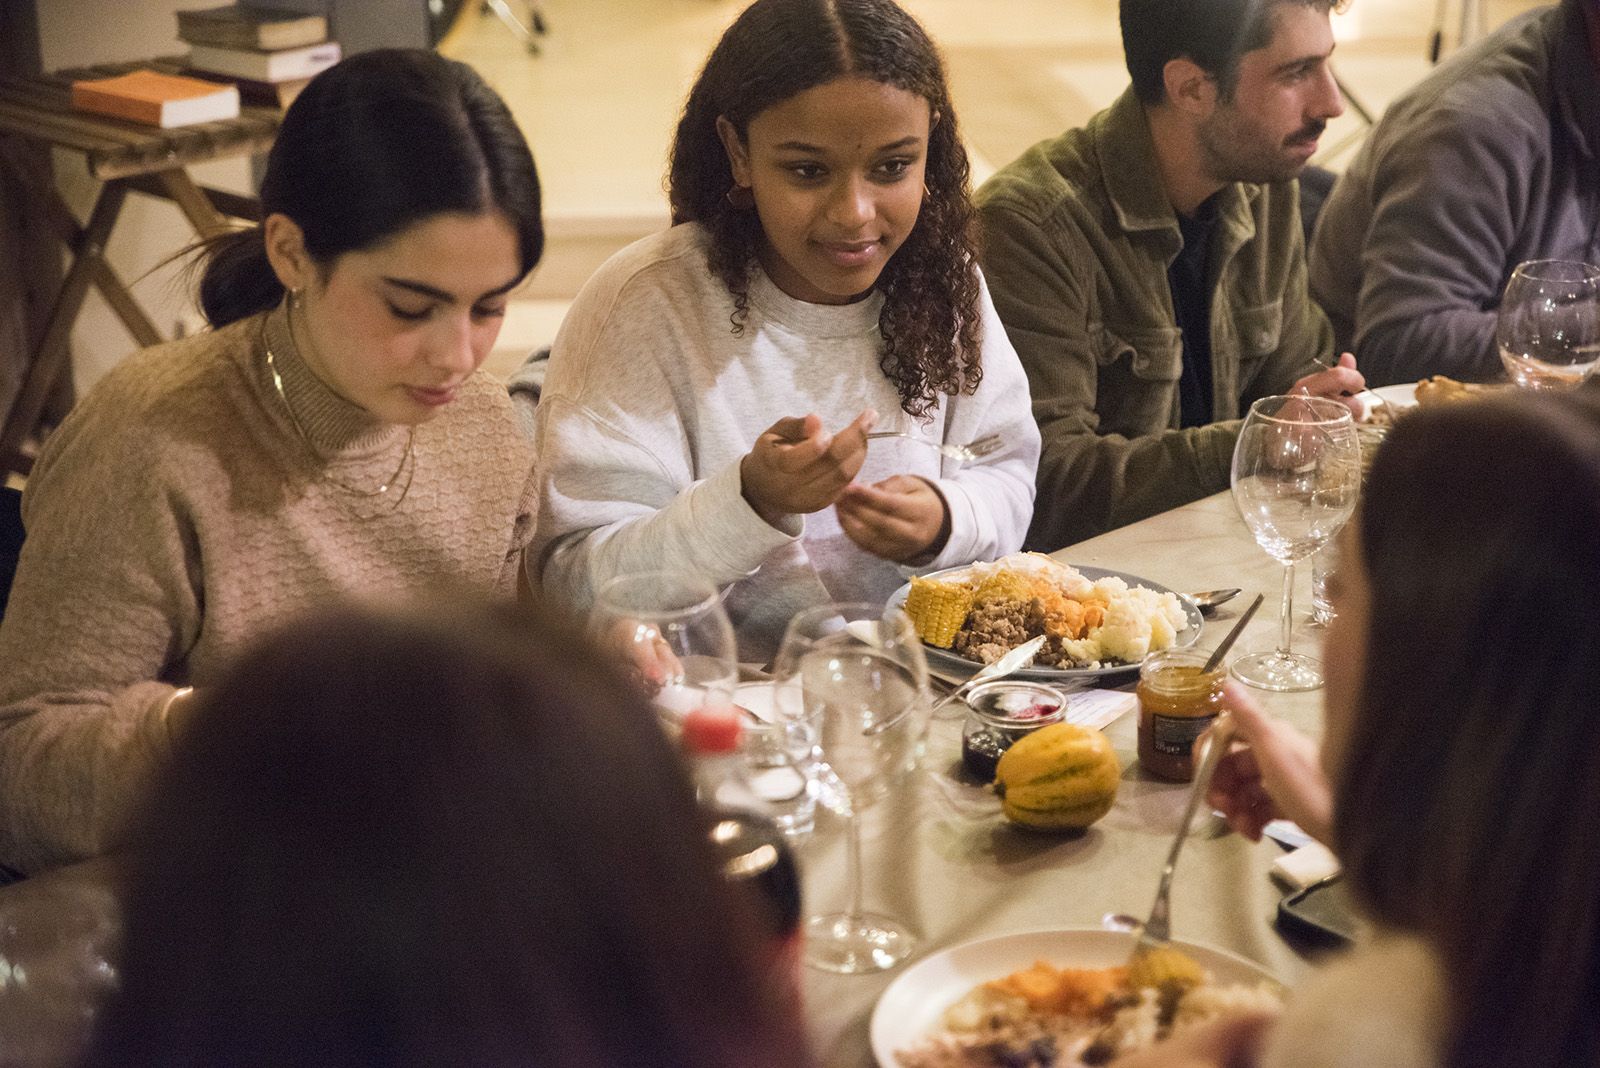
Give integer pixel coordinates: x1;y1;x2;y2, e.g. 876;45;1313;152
1187;588;1242;616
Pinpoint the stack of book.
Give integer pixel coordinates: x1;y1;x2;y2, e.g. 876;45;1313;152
178;4;341;109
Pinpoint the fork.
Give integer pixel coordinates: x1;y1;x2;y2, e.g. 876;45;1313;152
1135;711;1235;955
1081;712;1236;1063
864;431;1004;463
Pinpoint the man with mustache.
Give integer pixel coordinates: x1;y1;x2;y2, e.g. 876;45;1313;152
1310;0;1600;386
977;0;1360;550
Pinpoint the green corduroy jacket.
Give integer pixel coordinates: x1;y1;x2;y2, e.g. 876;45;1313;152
977;88;1334;551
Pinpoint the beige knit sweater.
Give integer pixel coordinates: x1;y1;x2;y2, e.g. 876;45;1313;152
0;307;536;873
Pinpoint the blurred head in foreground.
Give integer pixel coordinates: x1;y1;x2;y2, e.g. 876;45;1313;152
1322;387;1600;1068
83;597;810;1068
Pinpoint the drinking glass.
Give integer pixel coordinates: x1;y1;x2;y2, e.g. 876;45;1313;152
1496;260;1600;391
1310;546;1336;627
593;570;737;725
1231;396;1360;692
772;602;930;973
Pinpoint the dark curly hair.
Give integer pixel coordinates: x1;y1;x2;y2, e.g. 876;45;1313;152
668;0;981;418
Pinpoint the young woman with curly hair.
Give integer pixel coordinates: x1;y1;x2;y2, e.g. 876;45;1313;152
530;0;1039;656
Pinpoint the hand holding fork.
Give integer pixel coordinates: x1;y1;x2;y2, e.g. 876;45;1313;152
1292;351;1380;417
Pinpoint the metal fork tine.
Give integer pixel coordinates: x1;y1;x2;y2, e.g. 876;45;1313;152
964;434;1004;459
866;430;1005;463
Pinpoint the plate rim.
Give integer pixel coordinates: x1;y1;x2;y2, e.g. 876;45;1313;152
887;562;1204;681
867;925;1280;1066
1368;382;1418;408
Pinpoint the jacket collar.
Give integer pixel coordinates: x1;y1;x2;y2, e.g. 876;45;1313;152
1094;87;1260;250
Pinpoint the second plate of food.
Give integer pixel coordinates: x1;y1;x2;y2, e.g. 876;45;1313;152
872;927;1281;1067
887;563;1204;684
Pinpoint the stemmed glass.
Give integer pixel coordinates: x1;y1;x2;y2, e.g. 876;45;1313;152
1230;396;1360;692
772;603;930;973
1496;260;1600;391
592;570;737;725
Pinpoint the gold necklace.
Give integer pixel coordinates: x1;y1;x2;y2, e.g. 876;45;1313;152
262;318;417;504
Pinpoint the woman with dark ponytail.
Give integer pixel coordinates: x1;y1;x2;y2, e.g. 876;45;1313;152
0;49;543;876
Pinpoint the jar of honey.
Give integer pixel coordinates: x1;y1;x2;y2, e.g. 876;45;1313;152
1136;649;1226;782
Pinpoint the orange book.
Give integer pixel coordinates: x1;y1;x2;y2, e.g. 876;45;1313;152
70;69;241;128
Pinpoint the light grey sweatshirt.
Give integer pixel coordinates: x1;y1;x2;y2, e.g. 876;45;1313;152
530;223;1040;659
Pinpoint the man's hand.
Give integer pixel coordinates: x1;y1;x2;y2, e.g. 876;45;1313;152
1206;681;1333;844
740;410;876;527
1289;351;1366;420
836;475;950;563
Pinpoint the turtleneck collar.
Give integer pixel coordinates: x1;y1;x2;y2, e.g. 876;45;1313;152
746;263;885;340
260;302;408;457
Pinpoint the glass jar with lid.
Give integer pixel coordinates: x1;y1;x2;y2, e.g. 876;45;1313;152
1136;648;1226;782
960;680;1067;781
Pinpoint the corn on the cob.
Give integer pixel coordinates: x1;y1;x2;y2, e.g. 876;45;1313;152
973;571;1034;606
1126;945;1205;991
904;576;974;648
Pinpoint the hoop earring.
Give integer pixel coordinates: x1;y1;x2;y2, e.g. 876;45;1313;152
725;183;755;211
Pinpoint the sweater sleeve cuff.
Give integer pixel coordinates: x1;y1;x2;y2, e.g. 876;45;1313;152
906;478;982;573
689;459;802;577
1195;422;1238;490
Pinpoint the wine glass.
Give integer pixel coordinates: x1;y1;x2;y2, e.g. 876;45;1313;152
772;602;930;973
593;570;737;725
1230;395;1360;692
1496;260;1600;391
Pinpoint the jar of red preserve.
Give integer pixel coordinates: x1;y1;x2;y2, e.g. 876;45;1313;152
960;681;1067;781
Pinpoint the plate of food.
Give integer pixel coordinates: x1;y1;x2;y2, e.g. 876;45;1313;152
1364;375;1508;427
872;928;1283;1067
890;554;1203;682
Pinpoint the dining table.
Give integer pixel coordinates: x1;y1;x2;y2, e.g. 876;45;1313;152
0;441;1378;1066
799;485;1340;1066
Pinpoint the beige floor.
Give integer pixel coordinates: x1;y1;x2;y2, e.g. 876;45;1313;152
452;0;1544;377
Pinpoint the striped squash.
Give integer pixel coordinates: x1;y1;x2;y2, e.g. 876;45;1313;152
993;723;1120;830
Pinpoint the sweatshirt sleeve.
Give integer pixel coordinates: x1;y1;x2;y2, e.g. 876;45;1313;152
1338;104;1539;383
977;196;1237;551
527;272;799;613
916;270;1040;570
531;396;798;611
0;404;200;874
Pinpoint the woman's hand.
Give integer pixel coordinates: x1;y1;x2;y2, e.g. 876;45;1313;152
599;618;683;699
1110;1012;1274;1068
740;410;876;527
1206;681;1333;844
1288;351;1366;420
836;475;950;562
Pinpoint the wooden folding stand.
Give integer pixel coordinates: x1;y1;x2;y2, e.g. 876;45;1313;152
0;59;281;476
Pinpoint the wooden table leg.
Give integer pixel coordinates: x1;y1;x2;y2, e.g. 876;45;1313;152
0;181;127;474
0;143;163;349
157;168;231;241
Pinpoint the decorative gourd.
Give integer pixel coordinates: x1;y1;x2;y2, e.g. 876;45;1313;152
993;722;1120;830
